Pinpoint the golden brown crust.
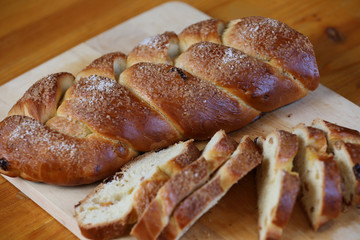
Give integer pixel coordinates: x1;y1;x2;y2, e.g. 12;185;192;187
131;131;237;240
221;136;262;187
313;119;360;148
159;136;261;240
45;115;92;138
0;115;136;185
293;124;342;230
312;119;360;206
273;171;300;228
131;158;209;240
295;124;328;152
8;72;74;123
1;16;320;187
76;52;127;81
176;42;306;112
319;154;342;222
127;31;179;67
257;130;299;240
178;18;225;52
120;62;260;139
276;130;299;168
340;142;360;205
202;130;238;168
223;16;320;91
79;219;132;240
58;75;181;152
132;141;201;218
75;139;200;240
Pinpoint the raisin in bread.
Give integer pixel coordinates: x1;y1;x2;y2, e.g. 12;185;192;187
293;124;342;230
312;119;360;206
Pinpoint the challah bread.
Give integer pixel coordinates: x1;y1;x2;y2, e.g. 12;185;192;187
74;139;200;240
293;124;342;230
178;18;225;52
0;115;136;185
8;72;75;124
127;31;179;67
0;16;320;185
312;119;360;206
130;130;237;240
75;52;127;82
222;17;319;91
175;41;305;112
75;130;237;240
158;136;262;240
57;74;182;152
120;62;257;139
255;130;300;240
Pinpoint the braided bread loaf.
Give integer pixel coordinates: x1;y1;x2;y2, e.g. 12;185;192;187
0;16;319;185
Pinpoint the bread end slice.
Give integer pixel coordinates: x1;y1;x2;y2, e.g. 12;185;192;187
74;140;200;240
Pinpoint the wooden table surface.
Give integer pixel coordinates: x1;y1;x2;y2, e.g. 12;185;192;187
0;0;359;239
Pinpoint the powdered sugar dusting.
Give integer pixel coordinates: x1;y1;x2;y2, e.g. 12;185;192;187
223;16;318;88
0;115;131;184
82;75;117;93
59;75;178;151
19;73;63;104
175;41;302;112
222;47;243;64
121;62;255;139
128;32;179;66
138;32;171;49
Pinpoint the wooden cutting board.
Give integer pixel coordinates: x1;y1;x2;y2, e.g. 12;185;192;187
1;2;359;240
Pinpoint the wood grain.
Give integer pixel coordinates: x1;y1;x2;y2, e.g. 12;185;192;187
0;1;360;240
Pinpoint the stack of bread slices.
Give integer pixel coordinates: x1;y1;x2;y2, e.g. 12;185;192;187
257;118;360;240
75;118;360;240
75;130;263;240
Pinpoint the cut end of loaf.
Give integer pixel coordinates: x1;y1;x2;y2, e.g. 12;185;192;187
75;140;199;239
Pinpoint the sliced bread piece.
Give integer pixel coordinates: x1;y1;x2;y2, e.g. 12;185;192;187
312;119;360;206
74;140;200;240
256;130;300;240
130;130;237;240
332;141;360;205
158;136;262;240
312;118;360;152
293;124;342;230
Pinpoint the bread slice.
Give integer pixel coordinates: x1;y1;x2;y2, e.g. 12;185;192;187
312;118;360;152
293;124;342;230
130;130;237;240
256;130;300;240
74;140;200;240
158;136;262;240
312;119;360;206
332;141;360;205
